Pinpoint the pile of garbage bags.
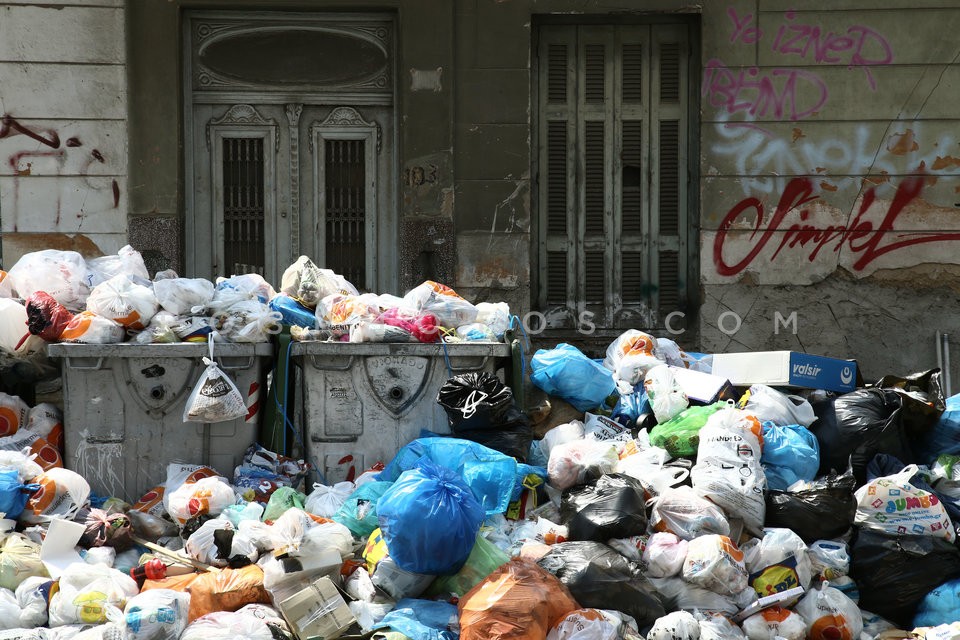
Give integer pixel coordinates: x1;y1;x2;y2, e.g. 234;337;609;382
6;246;960;638
0;249;510;355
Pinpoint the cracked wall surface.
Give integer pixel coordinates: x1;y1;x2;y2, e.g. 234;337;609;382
700;0;960;382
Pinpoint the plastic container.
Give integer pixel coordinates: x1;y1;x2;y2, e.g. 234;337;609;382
48;342;272;501
291;341;512;483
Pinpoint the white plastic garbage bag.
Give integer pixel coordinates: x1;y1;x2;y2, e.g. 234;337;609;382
854;463;955;541
643;532;689;579
742;527;813;595
649;486;731;541
22;467;90;524
794;584;862;640
547;439;619;490
123;589;190;640
741;607;806;640
646;610;701;640
681;534;749;596
742;384;817;427
691;408;767;535
17;575;51;627
280;256;358;307
304;481;355;519
58;311;125;344
182;337;247;424
211;274;276;309
7;250;94;311
179;610;275;640
539;420;585;460
696;612;747;640
548;608;638;640
87;245;150;285
403;281;478;327
807;540;850;581
475;302;511;339
153;278;215;316
165;476;236;524
644;365;689;424
603;330;663;385
213;300;282;343
0;587;21;630
185;519;258;568
48;563;138;627
86;274;158;330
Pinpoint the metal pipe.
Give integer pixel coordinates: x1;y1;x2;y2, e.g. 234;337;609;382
944;332;952;397
938;330;944;376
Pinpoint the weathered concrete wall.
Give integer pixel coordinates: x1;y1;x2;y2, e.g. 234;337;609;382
0;0;127;267
699;0;960;382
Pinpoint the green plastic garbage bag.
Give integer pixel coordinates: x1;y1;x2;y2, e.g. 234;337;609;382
261;486;306;522
649;402;727;457
334;481;394;539
426;535;510;597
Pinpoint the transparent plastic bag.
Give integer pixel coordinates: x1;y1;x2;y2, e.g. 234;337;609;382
647;611;701;640
86;274;159;330
166;476;236;525
211;274;276;308
603;330;663;386
185;519;258;568
153;278;215;316
642;532;689;579
88;245;149;285
644;365;689;424
58;311;125;344
123;589;191;640
548;608;637;640
7;250;94;311
794;584;862;640
48;563;138;627
681;534;748;596
741;384;817;427
547;439;619;491
304;481;355;519
16;575;51;628
182;337;247;423
213;300;282;343
403;281;478;327
22;467;90;524
649;486;731;541
475;302;511;339
279;256;358;307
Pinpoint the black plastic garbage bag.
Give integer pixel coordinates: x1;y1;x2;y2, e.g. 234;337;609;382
867;453;960;532
872;368;945;436
437;372;533;461
765;469;857;543
438;372;514;430
810;388;911;484
560;473;648;541
537;541;666;627
851;529;960;627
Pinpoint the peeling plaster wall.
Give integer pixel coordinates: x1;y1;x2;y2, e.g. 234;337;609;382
700;0;960;382
0;0;128;267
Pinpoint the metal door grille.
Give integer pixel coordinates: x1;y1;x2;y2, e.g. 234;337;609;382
325;139;367;289
222;137;265;275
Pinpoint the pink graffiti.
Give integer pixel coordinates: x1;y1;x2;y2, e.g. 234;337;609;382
727;8;894;91
702;59;828;122
713;175;960;276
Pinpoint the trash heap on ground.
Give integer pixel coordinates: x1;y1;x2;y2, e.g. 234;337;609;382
0;248;959;638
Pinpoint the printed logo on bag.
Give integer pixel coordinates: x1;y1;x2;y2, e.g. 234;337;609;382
886;493;938;513
74;591;108;623
200;374;231;398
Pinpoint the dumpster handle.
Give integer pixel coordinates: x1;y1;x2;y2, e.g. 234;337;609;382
446;356;491;372
308;354;356;371
64;357;104;371
217;356;256;370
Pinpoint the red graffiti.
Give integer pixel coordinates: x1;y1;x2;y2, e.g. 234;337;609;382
702;59;828;121
0;114;60;148
713;175;960;276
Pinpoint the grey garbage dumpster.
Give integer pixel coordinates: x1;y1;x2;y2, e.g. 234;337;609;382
291;341;513;484
49;342;272;502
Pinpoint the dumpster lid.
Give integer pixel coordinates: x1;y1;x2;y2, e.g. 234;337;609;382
288;341;512;357
48;342;274;358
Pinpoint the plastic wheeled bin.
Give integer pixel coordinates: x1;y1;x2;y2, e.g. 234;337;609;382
48;342;272;502
291;341;513;484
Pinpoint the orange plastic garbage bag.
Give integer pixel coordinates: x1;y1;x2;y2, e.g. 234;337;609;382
142;564;271;622
458;556;579;640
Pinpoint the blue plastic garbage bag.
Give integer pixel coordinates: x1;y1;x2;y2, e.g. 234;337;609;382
914;576;960;628
612;386;650;427
761;421;820;491
377;459;484;575
511;463;548;502
333;481;393;539
378;437;516;516
530;343;616;412
868;453;960;527
918;393;960;464
371;599;459;640
268;294;316;328
0;469;37;519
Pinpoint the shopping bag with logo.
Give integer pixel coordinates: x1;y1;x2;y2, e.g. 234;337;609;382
182;335;247;423
854;463;956;541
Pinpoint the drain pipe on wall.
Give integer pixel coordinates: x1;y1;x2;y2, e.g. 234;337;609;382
938;331;952;397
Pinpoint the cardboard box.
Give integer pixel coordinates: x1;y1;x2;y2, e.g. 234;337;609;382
710;351;858;393
669;366;736;404
279;576;356;640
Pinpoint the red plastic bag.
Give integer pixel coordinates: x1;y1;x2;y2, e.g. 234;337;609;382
22;291;74;344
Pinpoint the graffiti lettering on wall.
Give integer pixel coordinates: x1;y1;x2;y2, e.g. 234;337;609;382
704;9;894;121
0;114;119;229
713;175;960;276
711;117;960;195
